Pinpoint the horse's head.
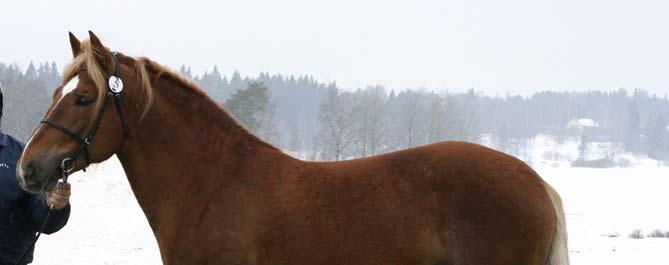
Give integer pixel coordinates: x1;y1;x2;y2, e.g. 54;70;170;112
17;31;144;192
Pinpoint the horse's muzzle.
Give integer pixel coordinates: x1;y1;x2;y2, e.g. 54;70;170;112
18;154;62;193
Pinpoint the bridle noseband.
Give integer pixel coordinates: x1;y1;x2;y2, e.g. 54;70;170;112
39;51;127;177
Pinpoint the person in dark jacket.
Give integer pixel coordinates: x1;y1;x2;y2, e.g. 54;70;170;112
0;84;71;265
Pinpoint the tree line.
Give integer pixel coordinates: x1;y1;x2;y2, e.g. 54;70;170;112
1;61;668;163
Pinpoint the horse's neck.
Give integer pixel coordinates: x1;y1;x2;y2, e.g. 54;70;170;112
116;77;286;230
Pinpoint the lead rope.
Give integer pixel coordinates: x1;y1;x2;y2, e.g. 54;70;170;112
13;166;71;265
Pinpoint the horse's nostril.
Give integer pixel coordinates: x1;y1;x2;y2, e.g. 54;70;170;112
22;164;37;185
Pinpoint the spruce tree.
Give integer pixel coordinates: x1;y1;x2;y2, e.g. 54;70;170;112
223;82;270;132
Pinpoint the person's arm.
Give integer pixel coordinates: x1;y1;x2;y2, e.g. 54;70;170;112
26;185;71;234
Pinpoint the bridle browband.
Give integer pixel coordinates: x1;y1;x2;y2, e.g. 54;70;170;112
39;51;127;177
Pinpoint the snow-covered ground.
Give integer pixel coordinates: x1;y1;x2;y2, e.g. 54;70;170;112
542;167;669;265
32;150;669;265
32;158;160;265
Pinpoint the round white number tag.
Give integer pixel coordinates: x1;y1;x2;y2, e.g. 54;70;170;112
108;76;124;94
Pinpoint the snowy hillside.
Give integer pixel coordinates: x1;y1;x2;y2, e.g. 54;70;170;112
32;152;669;265
481;134;665;168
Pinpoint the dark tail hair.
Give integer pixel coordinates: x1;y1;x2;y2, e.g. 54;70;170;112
0;84;3;120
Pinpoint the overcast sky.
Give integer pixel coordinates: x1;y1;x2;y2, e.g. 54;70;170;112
1;0;667;95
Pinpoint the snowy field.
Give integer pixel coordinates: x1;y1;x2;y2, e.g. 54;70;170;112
32;155;669;265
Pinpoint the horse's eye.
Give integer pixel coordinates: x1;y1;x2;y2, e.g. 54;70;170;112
75;96;94;106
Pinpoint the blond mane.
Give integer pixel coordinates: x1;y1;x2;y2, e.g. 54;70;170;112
134;56;205;97
62;40;154;124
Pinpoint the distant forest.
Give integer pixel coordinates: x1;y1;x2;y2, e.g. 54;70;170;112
1;62;668;163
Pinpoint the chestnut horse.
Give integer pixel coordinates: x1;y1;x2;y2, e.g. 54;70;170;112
17;31;569;265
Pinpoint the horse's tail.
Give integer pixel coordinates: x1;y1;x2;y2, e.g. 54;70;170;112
544;182;570;265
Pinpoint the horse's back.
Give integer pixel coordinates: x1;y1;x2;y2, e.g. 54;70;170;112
264;141;556;264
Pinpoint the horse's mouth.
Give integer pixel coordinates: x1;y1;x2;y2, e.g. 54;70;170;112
43;171;61;191
21;168;61;193
42;166;64;192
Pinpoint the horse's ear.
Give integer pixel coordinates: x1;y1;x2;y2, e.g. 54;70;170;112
69;32;81;58
88;30;105;51
87;30;114;70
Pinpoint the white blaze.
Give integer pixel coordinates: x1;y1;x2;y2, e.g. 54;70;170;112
18;76;79;179
60;76;79;101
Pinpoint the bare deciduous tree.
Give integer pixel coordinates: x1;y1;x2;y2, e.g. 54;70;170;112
317;86;358;161
396;89;427;148
257;102;280;143
353;86;387;157
427;92;448;143
447;89;483;142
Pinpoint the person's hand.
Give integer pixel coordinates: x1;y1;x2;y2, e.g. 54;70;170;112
47;182;71;210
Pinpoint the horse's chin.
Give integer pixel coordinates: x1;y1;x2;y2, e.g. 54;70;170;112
43;175;60;192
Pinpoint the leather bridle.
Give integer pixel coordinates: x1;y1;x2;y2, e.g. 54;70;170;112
14;51;128;265
39;51;127;177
